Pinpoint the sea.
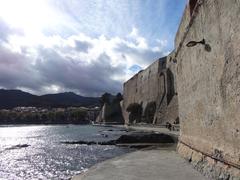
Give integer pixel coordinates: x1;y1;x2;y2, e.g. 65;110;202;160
0;125;132;180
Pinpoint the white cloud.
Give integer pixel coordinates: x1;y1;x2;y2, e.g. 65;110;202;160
156;39;168;47
0;21;168;96
129;27;139;38
0;0;189;96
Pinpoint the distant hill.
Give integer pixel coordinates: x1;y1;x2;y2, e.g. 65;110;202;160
0;89;100;109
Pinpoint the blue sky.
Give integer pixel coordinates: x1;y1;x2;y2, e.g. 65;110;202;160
0;0;187;96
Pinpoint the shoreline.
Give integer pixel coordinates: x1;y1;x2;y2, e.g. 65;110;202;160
93;123;179;143
1;123;185;179
71;125;188;180
72;144;206;180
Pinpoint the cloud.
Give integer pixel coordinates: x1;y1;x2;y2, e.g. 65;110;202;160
0;19;168;96
35;48;125;96
0;0;188;96
0;46;43;90
0;18;11;42
74;40;92;52
0;18;23;43
114;42;163;67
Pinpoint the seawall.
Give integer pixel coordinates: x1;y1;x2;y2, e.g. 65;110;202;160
121;0;240;178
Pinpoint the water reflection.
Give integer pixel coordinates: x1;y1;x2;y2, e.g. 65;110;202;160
0;125;130;179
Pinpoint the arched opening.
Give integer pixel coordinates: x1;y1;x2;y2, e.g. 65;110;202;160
126;103;142;124
154;72;166;125
167;68;175;105
159;72;166;106
144;101;156;124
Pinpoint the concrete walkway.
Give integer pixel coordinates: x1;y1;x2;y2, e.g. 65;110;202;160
72;146;207;180
126;126;179;140
96;124;180;141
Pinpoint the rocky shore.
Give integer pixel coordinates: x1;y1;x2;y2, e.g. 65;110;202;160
70;126;206;180
62;132;175;148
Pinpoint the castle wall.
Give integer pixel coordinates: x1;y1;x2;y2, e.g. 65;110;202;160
123;55;179;125
163;54;179;124
153;53;179;125
123;57;166;124
175;0;240;178
121;0;240;178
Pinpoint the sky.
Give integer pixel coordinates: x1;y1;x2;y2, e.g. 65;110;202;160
0;0;187;96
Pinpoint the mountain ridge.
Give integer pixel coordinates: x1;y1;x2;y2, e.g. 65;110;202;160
0;89;100;109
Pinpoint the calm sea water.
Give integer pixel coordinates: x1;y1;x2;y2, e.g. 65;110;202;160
0;125;131;180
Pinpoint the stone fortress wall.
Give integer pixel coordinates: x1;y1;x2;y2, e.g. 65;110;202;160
122;57;166;124
122;55;179;125
175;0;240;178
122;0;240;178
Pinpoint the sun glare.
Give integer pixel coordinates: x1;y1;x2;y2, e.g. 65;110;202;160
0;0;53;32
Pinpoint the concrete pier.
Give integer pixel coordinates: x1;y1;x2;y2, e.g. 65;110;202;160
72;146;207;180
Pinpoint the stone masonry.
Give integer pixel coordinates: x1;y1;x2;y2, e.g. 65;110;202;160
122;55;179;125
175;0;240;179
122;0;240;178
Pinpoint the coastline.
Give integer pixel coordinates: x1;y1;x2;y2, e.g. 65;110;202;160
72;144;206;180
71;126;206;180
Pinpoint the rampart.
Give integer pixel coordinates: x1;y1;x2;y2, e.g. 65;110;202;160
122;55;179;125
175;0;240;178
122;0;240;178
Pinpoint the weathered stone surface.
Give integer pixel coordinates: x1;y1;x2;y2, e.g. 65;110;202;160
123;58;166;124
120;0;240;178
122;55;179;125
175;0;240;178
178;143;240;180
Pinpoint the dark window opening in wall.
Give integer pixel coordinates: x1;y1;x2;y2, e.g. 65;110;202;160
148;70;151;78
159;72;166;105
126;103;142;124
189;0;198;16
167;68;175;105
144;101;156;124
161;60;166;69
